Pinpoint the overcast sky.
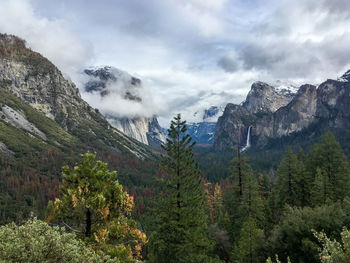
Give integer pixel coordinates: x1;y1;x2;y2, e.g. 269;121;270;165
1;0;350;125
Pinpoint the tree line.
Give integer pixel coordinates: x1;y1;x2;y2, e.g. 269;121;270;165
1;115;350;262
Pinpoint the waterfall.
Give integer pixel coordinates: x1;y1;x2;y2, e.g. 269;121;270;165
240;126;252;152
246;126;252;148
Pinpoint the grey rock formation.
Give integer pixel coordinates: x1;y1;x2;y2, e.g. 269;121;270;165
213;104;255;150
253;84;317;145
0;105;47;140
242;81;296;113
214;72;350;151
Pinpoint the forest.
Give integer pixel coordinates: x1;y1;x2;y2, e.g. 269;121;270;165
1;114;350;263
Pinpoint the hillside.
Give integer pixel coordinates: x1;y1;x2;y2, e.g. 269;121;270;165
0;34;159;222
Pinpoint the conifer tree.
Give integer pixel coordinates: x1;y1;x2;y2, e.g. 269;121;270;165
148;114;218;263
307;131;350;203
232;216;264;263
46;153;146;262
276;149;301;207
225;149;265;250
311;167;331;205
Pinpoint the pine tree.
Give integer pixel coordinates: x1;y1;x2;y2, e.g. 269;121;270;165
225;150;265;257
148;114;218;263
46;152;146;262
307;131;350;203
296;148;311;207
311;167;331;205
232;216;264;263
276;149;301;207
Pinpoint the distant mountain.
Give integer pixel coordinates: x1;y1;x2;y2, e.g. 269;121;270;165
214;72;350;152
83;66;166;146
186;106;224;145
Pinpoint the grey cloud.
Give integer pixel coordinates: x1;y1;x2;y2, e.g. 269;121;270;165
218;55;240;72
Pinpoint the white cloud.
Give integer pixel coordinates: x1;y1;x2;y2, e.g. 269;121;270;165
0;0;93;81
2;0;350;127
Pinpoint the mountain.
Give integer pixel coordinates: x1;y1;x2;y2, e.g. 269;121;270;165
186;106;224;145
0;34;157;221
214;74;350;152
83;66;166;146
242;81;296;113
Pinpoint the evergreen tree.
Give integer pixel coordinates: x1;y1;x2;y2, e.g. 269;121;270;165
148;114;218;263
311;167;331;205
296;148;311;207
232;216;264;263
46;153;146;262
224;149;265;262
276;149;302;207
307;131;350;203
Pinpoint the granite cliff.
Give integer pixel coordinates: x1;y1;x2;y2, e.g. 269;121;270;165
214;74;350;151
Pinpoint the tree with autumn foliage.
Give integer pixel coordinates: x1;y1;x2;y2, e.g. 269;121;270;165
46;152;146;263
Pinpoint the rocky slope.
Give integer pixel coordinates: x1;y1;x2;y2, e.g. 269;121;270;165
83;66;166;146
0;33;154;159
214;73;350;151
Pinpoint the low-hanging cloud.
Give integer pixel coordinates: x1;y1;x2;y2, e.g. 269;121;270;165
80;67;162;119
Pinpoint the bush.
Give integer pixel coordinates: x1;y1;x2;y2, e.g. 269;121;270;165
0;217;118;263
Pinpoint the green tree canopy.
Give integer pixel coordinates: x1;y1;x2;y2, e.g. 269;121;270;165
307;131;350;204
148;114;219;263
47;152;146;262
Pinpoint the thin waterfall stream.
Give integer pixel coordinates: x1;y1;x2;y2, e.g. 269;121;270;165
240;126;252;152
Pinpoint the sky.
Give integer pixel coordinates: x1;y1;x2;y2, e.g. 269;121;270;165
0;0;350;126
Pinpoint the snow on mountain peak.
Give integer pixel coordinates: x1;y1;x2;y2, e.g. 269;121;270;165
268;80;299;95
338;70;350;82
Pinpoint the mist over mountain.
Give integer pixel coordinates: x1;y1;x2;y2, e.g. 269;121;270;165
82;66;166;146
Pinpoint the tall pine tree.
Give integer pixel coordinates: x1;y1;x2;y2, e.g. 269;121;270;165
276;149;303;207
307;131;350;204
148;114;219;263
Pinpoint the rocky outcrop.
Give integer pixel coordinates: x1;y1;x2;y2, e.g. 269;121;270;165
83;66;166;146
0;105;47;140
213;104;255;150
214;72;350;151
107;116;166;146
0;35;91;130
252;84;317;145
242;81;296;113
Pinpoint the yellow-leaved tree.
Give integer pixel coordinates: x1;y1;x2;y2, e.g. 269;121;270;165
46;152;146;262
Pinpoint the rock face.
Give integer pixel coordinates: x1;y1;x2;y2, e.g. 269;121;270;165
214;74;350;151
0;105;47;140
0;33;153;159
242;81;296;113
0;35;86;129
214;104;255;150
83;66;166;146
253;84;317;143
107;116;166;146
